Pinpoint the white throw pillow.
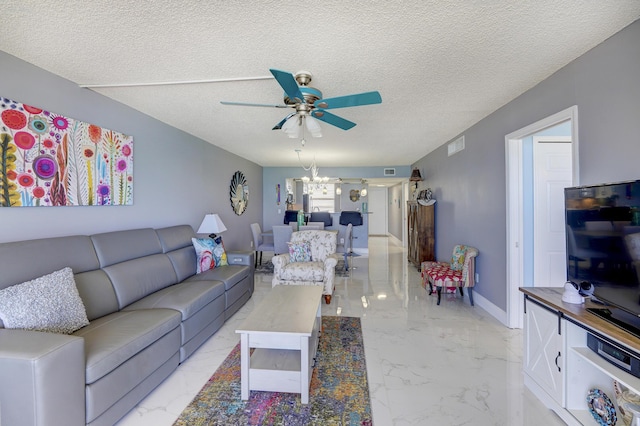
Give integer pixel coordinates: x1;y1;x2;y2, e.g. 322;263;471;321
0;267;89;334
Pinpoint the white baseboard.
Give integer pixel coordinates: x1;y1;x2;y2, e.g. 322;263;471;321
387;233;403;247
473;290;509;326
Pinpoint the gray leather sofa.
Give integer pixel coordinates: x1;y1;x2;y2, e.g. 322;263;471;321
0;225;254;426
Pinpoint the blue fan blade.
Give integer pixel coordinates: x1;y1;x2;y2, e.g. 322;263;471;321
221;101;289;108
270;69;305;103
312;110;356;130
314;91;382;109
272;113;296;130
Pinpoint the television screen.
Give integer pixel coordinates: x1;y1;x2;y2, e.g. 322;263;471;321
565;180;640;317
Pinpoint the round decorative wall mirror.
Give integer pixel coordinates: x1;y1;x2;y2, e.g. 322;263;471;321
229;171;248;215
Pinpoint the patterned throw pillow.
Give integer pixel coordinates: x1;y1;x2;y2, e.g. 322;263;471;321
192;238;215;273
212;236;228;267
0;267;89;334
288;241;312;262
450;245;468;271
192;237;228;274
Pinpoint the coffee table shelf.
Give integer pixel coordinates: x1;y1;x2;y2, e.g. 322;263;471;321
236;285;323;404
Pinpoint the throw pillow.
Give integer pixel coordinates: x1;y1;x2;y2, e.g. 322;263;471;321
0;267;89;334
288;240;312;262
450;245;468;271
192;237;216;273
212;236;228;267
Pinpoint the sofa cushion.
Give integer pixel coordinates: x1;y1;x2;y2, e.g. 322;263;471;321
279;261;325;281
0;267;89;334
91;228;162;268
156;225;195;253
74;309;181;384
185;264;249;291
123;280;225;320
102;254;178;309
0;235;99;290
166;246;197;282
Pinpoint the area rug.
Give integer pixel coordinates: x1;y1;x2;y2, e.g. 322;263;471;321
173;316;371;426
255;259;350;277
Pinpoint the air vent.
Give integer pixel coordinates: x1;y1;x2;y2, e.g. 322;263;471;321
383;168;396;176
448;136;465;156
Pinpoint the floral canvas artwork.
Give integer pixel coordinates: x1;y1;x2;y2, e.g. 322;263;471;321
0;97;133;207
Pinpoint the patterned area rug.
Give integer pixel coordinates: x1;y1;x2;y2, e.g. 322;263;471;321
255;258;350;277
174;316;371;426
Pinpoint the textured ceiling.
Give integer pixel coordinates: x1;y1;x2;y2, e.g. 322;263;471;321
2;1;639;168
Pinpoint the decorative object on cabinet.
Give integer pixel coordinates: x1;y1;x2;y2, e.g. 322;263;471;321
614;380;640;426
0;96;133;207
586;388;617;426
230;171;248;215
197;213;227;240
421;244;478;306
407;201;435;269
562;281;585;304
409;167;423;192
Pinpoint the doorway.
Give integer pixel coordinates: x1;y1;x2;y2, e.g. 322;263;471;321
368;187;388;235
505;106;579;329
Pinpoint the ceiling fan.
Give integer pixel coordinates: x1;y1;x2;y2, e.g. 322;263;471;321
220;69;382;139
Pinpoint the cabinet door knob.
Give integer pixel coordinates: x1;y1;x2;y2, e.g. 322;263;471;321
555;351;561;372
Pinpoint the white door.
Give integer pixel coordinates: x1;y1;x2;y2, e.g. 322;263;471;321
368;187;387;235
533;137;572;287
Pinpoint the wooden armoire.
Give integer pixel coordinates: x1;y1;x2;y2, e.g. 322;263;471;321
407;201;435;269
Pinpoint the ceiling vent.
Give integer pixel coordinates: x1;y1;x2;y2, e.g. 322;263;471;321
383;168;396;176
448;136;465;156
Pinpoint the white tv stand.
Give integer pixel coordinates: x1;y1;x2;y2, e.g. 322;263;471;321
521;287;640;425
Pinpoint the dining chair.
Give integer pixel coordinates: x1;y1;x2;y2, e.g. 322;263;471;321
272;225;293;255
250;223;274;267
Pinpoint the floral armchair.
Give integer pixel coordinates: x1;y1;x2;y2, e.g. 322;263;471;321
421;244;478;306
271;230;338;304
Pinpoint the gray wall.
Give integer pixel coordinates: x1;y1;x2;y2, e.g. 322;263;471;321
0;51;262;250
412;19;640;311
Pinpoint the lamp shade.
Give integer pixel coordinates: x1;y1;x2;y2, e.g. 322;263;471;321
281;115;301;138
410;168;423;181
197;214;227;236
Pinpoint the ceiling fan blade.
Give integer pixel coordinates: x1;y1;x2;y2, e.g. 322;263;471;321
314;91;382;109
312;110;356;130
272;113;296;130
270;69;305;103
220;101;289;108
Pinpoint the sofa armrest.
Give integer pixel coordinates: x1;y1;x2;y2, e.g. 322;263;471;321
227;251;254;267
0;329;85;426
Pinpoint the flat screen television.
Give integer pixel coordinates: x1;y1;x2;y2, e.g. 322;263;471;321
565;180;640;336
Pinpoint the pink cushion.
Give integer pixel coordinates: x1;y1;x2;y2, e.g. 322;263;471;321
425;263;463;289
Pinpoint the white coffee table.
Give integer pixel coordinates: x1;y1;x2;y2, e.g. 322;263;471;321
235;285;323;404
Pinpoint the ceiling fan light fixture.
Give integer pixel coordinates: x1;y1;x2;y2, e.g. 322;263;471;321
282;115;300;138
305;116;322;138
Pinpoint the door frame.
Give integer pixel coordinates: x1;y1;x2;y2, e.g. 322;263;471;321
505;105;579;329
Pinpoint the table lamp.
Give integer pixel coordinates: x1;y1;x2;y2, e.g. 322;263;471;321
197;214;227;239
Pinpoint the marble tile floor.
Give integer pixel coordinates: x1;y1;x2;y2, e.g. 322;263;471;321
117;236;565;425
